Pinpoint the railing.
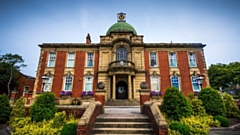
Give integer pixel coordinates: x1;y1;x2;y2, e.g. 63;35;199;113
108;61;135;70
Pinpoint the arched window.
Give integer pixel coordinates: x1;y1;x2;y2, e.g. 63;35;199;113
116;47;127;61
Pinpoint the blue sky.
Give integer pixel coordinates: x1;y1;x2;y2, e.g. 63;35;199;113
1;0;240;76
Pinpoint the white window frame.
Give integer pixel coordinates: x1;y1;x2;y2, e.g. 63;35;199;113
169;52;177;67
67;52;75;67
191;76;200;91
84;76;93;91
188;52;197;67
86;52;94;67
64;76;73;91
171;76;180;90
23;86;29;96
43;76;53;92
48;52;56;67
150;52;158;67
150;76;160;91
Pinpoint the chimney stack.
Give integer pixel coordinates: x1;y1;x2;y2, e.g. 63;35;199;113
86;33;91;44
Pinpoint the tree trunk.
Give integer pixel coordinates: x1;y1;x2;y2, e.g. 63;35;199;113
7;67;13;97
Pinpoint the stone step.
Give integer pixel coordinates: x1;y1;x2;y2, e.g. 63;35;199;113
93;122;152;128
95;117;150;122
105;99;140;106
91;128;154;134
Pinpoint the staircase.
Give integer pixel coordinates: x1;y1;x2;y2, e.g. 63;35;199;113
91;112;155;134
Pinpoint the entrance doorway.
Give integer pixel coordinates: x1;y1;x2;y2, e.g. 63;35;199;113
116;81;128;99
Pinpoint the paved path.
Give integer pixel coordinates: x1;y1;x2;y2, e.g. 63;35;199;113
209;130;240;135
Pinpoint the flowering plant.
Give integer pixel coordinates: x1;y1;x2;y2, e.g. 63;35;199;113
60;90;72;96
81;91;94;96
150;91;162;96
194;91;199;95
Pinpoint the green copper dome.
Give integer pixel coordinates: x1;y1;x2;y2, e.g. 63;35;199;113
106;22;137;35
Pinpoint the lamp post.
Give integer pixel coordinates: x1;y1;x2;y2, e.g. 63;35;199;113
197;76;204;90
41;75;49;92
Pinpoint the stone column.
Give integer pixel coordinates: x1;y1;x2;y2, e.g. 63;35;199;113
133;77;135;99
139;82;150;113
112;75;116;100
128;74;132;101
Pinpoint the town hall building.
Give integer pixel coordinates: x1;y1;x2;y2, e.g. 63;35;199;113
32;13;209;101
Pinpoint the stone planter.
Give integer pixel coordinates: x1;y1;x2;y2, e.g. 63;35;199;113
151;95;161;100
82;95;93;99
61;95;71;99
59;98;72;105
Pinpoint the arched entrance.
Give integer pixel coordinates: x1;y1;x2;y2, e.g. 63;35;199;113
116;81;128;99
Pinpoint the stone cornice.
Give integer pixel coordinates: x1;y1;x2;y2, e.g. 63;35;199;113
39;43;206;48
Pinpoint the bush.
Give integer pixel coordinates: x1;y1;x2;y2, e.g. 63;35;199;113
188;93;207;116
0;94;11;124
30;92;57;122
9;96;26;127
180;116;209;135
61;123;77;135
169;121;190;135
51;112;66;128
10;96;26;118
12;117;62;135
214;115;230;127
223;92;240;118
161;87;192;121
198;87;226;116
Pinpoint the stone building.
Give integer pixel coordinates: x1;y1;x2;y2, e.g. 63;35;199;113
32;13;209;101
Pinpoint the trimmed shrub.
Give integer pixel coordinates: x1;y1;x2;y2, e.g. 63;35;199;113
198;87;226;116
169;121;190;135
61;123;77;135
214;115;230;127
188;92;207;116
223;92;240;118
30;92;57;122
0;94;11;124
161;87;192;121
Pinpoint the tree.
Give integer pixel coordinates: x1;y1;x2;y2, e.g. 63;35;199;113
161;87;192;121
208;62;240;90
0;53;26;97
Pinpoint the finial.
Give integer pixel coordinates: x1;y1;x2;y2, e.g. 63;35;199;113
117;12;126;22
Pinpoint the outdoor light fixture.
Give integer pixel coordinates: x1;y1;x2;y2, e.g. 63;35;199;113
41;75;49;92
197;75;204;90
